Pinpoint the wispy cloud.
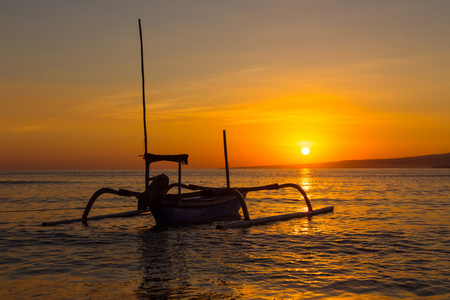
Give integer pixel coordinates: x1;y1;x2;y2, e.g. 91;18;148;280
9;125;45;132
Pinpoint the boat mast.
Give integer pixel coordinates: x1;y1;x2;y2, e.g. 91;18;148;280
223;130;230;188
139;19;150;189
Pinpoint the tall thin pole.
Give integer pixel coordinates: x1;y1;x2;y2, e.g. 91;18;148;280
223;130;230;188
139;19;150;189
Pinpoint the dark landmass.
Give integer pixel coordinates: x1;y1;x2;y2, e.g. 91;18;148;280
235;153;450;169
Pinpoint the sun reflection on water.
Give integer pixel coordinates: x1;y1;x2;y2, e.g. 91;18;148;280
1;169;449;299
292;219;312;235
298;168;312;193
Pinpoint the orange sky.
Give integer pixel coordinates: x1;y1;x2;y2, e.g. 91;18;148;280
1;1;449;170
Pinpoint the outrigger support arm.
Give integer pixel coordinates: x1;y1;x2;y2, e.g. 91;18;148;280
182;182;313;212
41;187;144;226
165;182;314;222
165;181;330;229
227;188;250;220
238;183;313;211
82;188;141;220
278;183;313;211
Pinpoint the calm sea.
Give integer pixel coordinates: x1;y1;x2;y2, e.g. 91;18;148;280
0;169;449;299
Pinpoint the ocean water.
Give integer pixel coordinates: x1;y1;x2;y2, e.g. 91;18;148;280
0;168;449;299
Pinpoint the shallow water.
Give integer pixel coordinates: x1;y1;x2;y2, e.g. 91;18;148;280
0;169;449;299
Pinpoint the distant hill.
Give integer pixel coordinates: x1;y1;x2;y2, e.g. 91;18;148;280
235;153;450;169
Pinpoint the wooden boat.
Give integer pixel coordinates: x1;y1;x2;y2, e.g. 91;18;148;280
71;159;333;228
41;19;334;228
65;143;334;228
154;192;243;225
135;153;247;226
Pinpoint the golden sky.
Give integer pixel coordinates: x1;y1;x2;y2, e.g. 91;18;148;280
1;0;449;169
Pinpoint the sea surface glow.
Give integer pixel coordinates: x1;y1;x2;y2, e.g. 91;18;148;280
0;169;449;299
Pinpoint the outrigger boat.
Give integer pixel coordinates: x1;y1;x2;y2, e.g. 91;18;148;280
41;20;334;228
42;145;334;228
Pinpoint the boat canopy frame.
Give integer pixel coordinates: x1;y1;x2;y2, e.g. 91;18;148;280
144;153;189;203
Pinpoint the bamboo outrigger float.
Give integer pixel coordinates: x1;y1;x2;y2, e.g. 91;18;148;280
41;20;334;228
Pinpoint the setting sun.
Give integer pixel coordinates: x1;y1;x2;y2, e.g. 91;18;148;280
301;147;310;155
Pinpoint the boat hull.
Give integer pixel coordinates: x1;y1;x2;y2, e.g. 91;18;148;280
151;193;243;226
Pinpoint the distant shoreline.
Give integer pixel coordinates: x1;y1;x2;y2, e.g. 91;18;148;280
233;152;450;169
1;153;449;171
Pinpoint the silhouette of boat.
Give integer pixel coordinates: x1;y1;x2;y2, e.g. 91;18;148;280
135;153;246;226
41;20;334;228
77;149;332;228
